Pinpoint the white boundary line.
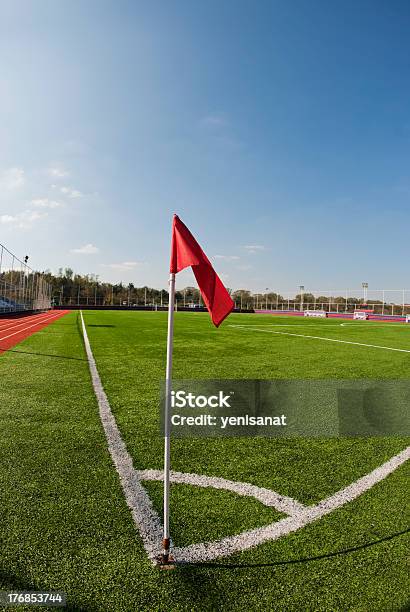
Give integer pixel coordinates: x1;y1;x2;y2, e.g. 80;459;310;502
239;323;410;329
80;311;163;563
229;324;410;354
244;324;345;327
80;311;410;564
339;323;410;329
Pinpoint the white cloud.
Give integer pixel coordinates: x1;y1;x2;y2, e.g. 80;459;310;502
25;210;46;222
102;261;142;270
214;254;240;261
243;245;267;254
0;209;47;228
48;165;69;178
30;198;63;209
60;186;83;198
0;214;15;224
71;243;99;254
0;167;25;190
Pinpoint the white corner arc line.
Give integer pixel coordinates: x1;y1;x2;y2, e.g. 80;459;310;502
137;469;305;516
172;446;410;563
229;325;410;354
80;311;410;564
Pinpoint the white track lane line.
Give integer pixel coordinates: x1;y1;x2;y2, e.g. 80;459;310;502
229;325;410;354
0;312;63;342
0;311;56;333
0;312;63;341
0;310;52;328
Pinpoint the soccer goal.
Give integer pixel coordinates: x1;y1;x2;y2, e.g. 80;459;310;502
304;310;327;318
353;311;370;320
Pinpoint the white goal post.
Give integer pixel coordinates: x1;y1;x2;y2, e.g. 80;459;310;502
304;310;327;318
353;312;369;320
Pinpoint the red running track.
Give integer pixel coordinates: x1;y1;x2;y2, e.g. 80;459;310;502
0;310;69;354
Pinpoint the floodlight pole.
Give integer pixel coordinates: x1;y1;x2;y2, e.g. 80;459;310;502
162;272;175;564
362;282;368;304
299;285;304;312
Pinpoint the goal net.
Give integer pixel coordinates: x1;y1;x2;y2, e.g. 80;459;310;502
304;310;327;318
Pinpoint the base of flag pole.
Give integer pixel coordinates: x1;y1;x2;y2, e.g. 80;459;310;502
157;538;176;569
157;554;176;570
157;549;176;569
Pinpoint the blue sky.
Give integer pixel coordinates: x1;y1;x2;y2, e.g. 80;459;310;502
0;0;409;294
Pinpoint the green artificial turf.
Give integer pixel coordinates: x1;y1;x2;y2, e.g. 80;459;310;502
0;310;408;611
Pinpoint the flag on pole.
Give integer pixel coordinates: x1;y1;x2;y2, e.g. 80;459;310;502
161;214;234;565
170;214;234;326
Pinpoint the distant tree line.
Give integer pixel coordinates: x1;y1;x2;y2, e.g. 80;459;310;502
43;268;389;310
45;268;206;307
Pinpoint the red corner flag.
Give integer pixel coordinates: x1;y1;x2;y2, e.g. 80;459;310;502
170;214;234;327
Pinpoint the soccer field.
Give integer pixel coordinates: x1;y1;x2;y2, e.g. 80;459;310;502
0;310;409;611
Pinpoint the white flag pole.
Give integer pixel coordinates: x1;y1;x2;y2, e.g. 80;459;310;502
162;271;175;563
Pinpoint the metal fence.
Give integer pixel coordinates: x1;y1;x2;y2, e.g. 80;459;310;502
0;242;52;314
53;287;410;317
258;301;410;316
248;289;410;317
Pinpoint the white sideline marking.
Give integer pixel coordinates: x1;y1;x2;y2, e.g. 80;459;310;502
250;324;345;327
340;323;409;328
229;325;410;354
80;311;410;564
79;311;163;563
0;312;63;342
138;469;306;516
